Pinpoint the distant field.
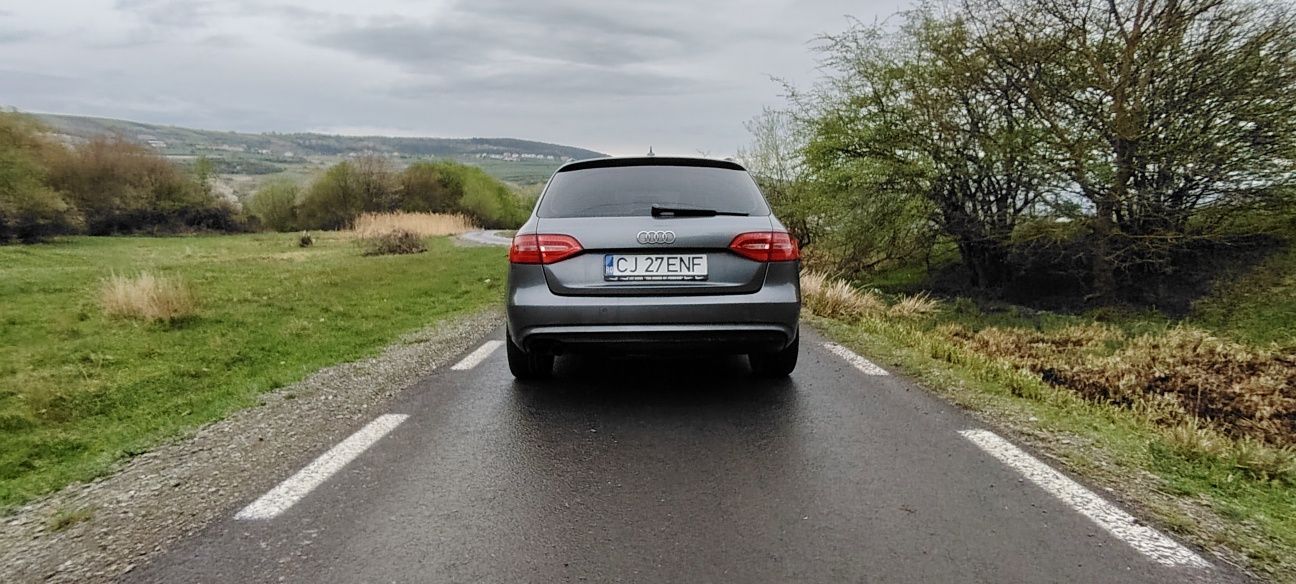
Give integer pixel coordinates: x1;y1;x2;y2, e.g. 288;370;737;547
0;234;506;509
463;158;564;184
33;112;600;189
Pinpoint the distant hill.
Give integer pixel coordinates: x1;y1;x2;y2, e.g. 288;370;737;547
31;113;606;185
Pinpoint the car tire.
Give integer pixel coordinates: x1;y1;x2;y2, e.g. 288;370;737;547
507;331;553;380
749;334;798;378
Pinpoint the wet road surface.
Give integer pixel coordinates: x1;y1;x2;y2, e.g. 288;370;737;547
126;327;1235;583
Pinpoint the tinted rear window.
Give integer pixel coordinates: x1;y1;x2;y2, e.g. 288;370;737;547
537;166;770;218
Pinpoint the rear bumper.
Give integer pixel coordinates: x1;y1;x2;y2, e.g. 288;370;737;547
506;263;800;355
519;324;792;355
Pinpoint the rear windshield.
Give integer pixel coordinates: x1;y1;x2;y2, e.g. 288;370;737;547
536;166;771;218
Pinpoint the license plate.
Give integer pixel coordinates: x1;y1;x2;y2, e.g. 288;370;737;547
604;254;708;281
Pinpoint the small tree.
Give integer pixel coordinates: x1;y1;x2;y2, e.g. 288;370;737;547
297;162;363;230
739;108;818;247
399;162;456;213
0;113;81;242
247;179;300;232
801;12;1052;285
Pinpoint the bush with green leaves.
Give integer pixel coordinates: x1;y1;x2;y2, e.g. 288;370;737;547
294;158;531;231
247;179;301;232
42;136;239;235
0;113;81;242
358;229;427;256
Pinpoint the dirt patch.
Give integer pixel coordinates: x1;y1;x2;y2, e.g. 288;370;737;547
0;308;503;584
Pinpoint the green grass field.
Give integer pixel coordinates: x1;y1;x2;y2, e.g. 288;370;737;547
0;234;506;510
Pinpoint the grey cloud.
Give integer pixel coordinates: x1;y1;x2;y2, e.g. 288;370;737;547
114;0;223;28
197;33;248;48
389;66;707;100
314;3;700;71
0;29;37;43
8;0;883;155
312;0;736;109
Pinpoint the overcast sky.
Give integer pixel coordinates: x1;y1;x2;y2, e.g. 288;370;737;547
1;0;904;156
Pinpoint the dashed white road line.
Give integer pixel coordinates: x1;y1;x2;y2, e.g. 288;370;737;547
451;340;503;370
959;429;1210;569
823;342;890;376
235;414;408;520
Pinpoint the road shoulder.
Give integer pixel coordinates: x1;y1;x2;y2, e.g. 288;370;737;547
0;309;503;584
807;314;1274;582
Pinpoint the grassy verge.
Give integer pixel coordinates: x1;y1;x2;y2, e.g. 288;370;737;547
0;233;506;510
1191;245;1296;348
804;267;1296;581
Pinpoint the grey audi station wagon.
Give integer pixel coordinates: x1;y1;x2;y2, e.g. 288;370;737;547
505;156;801;379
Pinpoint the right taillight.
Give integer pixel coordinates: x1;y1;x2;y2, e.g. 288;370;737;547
509;234;584;264
728;231;800;262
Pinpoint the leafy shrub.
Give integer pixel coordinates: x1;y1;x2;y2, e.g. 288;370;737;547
296;158;529;231
99;272;197;322
298;162;359;230
0;113;81;242
296;160;384;230
399;162;458;213
44;137;237;234
358;229;427;256
247;179;300;232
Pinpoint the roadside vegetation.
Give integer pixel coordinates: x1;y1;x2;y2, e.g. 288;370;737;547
351;211;476;239
99;272;198;323
248;157;533;233
758;0;1296;579
0;234;506;510
802;269;1296;580
2;111;534;245
0;113;244;243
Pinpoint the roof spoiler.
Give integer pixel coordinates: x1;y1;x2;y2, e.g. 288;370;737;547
557;156;747;173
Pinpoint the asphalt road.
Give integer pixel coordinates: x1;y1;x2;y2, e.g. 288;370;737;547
458;229;514;246
126;327;1235;583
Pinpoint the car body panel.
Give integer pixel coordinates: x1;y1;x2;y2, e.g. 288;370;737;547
536;216;776;296
506;157;800;357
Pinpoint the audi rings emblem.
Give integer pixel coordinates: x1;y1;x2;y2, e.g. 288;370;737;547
636;230;676;245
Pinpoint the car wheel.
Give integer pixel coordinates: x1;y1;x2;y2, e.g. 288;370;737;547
749;335;798;378
507;331;553;380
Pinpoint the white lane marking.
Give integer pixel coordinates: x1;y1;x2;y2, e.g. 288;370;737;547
959;429;1209;569
450;340;503;370
823;342;889;376
235;414;408;520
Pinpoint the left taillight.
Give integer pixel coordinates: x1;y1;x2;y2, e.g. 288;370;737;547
728;231;800;262
509;233;584;264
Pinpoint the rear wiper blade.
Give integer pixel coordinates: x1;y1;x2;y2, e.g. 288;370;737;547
651;205;749;217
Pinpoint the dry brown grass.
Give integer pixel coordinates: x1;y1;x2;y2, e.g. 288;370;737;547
941;323;1296;447
801;271;886;319
1054;328;1296;446
351;212;475;239
99;272;197;322
889;291;940;318
801;271;940;320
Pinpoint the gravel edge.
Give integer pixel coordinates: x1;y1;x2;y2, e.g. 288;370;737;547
0;308;504;583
